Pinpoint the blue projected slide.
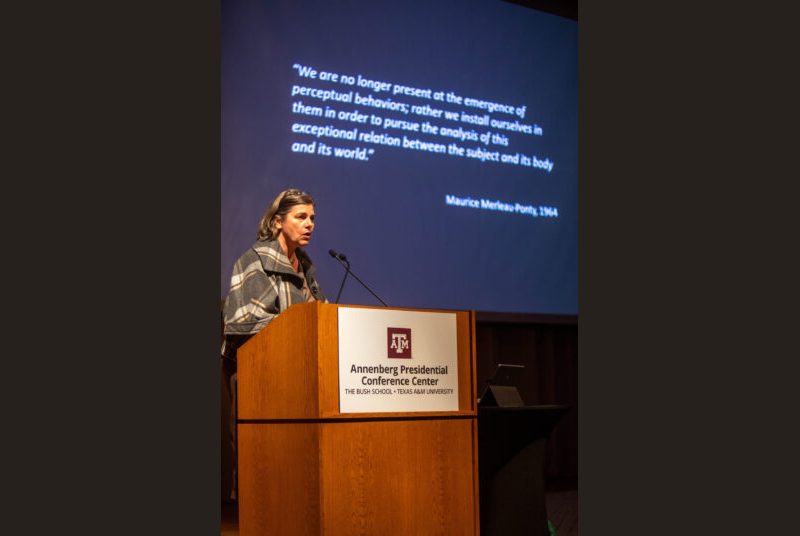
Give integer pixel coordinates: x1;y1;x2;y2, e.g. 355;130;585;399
222;0;577;315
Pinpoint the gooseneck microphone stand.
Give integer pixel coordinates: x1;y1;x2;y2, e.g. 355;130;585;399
329;249;389;307
334;255;350;304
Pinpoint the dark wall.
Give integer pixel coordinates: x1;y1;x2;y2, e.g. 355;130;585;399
476;316;578;485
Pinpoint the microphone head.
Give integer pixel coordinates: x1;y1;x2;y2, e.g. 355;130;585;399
329;249;347;261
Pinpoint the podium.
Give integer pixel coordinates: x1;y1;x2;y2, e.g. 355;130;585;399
236;301;479;535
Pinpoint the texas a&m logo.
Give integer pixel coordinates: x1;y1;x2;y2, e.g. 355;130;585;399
387;327;411;358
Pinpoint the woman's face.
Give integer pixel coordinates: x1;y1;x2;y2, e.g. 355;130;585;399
277;203;315;250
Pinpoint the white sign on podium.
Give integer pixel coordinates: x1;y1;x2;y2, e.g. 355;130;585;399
337;307;459;413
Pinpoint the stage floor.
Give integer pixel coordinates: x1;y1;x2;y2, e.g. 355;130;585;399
220;488;577;536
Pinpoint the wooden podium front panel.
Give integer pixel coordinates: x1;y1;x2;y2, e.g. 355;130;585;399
237;303;321;420
238;423;321;536
319;418;479;536
316;303;341;417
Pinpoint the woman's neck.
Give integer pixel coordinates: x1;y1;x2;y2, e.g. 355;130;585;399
277;234;298;269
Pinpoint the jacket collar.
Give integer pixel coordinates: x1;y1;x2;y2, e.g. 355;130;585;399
252;238;316;279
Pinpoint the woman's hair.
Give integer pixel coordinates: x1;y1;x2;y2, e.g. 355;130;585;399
257;188;315;240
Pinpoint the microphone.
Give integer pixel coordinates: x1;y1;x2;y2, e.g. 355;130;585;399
328;248;389;307
328;249;348;262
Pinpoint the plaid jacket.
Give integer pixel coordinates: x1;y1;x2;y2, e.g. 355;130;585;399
221;238;326;360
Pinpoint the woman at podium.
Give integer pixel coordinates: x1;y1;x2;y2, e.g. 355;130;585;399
220;188;327;500
222;187;327;358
